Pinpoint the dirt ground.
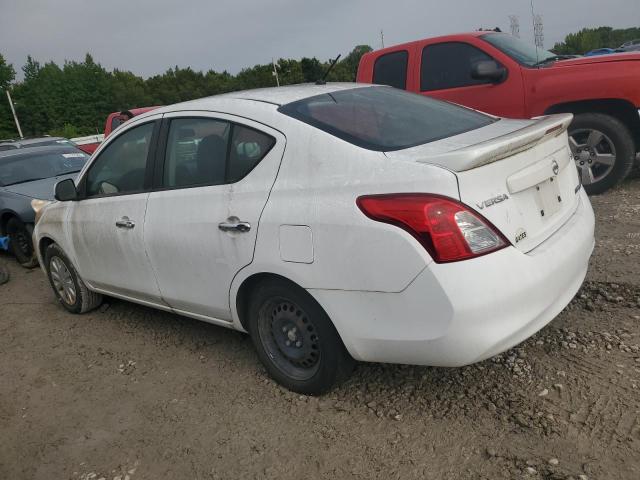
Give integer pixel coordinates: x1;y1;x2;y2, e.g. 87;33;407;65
1;171;639;480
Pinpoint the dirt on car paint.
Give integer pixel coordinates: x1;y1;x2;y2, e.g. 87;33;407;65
1;171;639;480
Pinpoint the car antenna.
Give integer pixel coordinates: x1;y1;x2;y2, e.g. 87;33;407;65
315;54;341;85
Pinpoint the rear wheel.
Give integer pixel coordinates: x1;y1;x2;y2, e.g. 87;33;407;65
44;243;102;314
568;113;635;195
7;218;37;268
248;279;355;394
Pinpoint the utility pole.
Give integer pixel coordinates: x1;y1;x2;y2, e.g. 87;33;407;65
533;14;544;49
530;0;541;63
380;29;385;48
272;58;280;87
5;90;23;139
509;15;520;38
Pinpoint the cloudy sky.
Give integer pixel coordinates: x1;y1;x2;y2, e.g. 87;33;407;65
1;0;638;78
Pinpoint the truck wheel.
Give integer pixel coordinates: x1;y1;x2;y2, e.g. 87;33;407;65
568;113;635;195
44;243;103;314
7;218;38;268
248;279;355;395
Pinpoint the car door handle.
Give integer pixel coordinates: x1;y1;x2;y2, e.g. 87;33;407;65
218;219;251;233
115;217;135;229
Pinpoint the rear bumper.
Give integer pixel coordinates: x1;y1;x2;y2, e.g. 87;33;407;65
309;189;595;366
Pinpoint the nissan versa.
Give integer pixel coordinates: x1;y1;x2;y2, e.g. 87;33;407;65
33;84;595;394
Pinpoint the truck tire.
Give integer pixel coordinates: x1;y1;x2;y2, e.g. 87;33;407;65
568;113;635;195
7;218;38;268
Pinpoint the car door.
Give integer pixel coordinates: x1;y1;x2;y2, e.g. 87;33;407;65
143;112;285;320
417;40;525;118
67;116;163;303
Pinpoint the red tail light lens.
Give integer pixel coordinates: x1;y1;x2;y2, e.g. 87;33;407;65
356;194;509;263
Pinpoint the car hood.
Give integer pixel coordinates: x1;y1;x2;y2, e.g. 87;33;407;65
2;172;78;200
547;51;640;67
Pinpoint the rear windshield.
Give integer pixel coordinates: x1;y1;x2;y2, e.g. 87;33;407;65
278;86;495;151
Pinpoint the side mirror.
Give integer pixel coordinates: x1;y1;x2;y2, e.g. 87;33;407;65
471;60;507;83
55;178;78;201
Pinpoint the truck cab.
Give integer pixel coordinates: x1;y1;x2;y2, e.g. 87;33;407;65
357;32;640;194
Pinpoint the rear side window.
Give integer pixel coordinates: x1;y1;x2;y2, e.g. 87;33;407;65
373;51;408;89
279;86;495;151
228;125;276;183
162;117;275;188
163;118;231;188
421;42;495;91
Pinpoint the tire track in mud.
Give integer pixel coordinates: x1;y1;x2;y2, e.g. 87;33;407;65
536;280;640;451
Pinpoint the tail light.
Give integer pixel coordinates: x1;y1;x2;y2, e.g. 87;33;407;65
356;194;509;263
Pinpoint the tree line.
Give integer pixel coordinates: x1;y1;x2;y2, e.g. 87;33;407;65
0;46;371;139
552;26;640;54
2;24;638;140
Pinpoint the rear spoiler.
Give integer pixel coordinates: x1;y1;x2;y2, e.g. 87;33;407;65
417;113;573;172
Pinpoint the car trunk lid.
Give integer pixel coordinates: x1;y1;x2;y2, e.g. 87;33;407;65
386;114;581;253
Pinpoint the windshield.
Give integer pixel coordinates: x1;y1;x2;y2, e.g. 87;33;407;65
0;150;88;186
278;86;495;151
481;32;557;67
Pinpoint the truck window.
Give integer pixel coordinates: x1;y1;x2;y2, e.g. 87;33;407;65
373;51;408;90
421;42;495;91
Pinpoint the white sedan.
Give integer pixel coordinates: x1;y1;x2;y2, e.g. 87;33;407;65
34;84;594;394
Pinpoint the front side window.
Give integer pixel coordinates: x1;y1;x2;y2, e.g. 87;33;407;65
85;122;154;196
279;86;495;152
373;50;408;89
162;118;275;188
421;42;496;91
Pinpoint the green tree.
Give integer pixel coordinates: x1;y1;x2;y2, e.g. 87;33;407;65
0;53;18;138
0;43;374;139
553;26;640;54
0;53;15;89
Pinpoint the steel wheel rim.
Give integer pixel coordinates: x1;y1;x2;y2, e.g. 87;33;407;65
257;297;321;381
569;128;616;186
50;256;76;305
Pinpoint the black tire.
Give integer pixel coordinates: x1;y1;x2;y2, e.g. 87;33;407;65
568;113;635;195
248;279;355;395
44;243;103;314
6;218;38;268
0;264;9;285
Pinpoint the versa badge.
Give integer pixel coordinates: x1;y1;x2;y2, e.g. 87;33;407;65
476;193;509;210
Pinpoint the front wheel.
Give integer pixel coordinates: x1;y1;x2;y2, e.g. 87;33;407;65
44;243;103;314
248;279;355;395
7;218;38;268
568;113;635;195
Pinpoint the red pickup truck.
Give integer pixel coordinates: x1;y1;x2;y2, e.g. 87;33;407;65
74;107;160;155
357;32;640;194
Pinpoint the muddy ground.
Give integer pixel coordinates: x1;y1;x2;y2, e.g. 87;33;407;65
1;171;639;480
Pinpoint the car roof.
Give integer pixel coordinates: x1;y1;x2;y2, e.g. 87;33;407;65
0;145;85;163
147;83;373;115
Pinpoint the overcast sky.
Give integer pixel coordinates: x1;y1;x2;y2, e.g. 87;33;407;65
1;0;638;79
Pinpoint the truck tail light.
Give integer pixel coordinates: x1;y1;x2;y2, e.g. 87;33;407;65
356;194;509;263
